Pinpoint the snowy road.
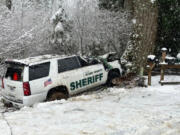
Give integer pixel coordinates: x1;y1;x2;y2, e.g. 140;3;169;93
0;76;180;135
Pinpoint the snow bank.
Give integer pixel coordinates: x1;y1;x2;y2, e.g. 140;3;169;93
1;76;180;135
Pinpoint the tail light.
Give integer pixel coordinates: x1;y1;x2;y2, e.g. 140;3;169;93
1;77;4;89
23;82;31;96
13;72;18;81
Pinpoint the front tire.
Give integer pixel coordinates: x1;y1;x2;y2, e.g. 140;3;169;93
107;71;120;87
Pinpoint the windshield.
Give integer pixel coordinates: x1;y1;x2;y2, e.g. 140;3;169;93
5;63;24;81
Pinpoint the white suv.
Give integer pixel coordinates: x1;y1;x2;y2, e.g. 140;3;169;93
1;54;122;107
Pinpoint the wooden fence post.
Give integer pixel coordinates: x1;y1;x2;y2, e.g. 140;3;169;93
147;65;152;86
160;66;165;81
160;48;167;82
148;62;155;86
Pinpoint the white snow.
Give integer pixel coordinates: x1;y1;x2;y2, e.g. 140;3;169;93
151;0;156;3
161;47;167;51
5;55;66;65
165;55;175;60
55;22;64;32
132;19;136;24
177;53;180;59
159;61;168;65
1;76;180;135
147;55;156;60
51;8;63;23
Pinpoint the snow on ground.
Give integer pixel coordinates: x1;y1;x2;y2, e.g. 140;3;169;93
0;76;180;135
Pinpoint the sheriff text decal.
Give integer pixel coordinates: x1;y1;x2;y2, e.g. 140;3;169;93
70;73;103;91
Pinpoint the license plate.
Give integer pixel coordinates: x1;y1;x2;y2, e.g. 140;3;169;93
7;85;16;91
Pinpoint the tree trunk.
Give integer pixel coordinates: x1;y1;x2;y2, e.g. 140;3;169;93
124;0;133;11
122;0;158;75
6;0;11;10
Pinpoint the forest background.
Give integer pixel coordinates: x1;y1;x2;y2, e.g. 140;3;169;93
0;0;179;74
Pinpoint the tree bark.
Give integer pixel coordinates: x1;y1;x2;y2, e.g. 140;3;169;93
122;0;158;74
124;0;133;11
6;0;11;10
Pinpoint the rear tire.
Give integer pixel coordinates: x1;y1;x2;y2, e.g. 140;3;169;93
107;71;120;87
47;91;68;101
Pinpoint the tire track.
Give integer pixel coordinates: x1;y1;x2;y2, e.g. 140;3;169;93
1;112;13;135
0;97;17;135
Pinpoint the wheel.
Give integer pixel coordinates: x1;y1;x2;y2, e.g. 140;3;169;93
107;71;120;87
47;91;68;101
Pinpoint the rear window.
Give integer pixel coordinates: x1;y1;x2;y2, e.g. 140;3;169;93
5;63;24;81
29;62;50;81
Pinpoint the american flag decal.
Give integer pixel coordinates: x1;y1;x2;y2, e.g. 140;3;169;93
44;78;52;87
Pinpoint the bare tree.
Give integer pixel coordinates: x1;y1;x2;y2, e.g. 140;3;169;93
68;0;132;56
0;0;132;60
0;0;55;58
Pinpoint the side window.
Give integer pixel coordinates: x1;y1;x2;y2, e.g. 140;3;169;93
29;62;50;81
58;57;81;73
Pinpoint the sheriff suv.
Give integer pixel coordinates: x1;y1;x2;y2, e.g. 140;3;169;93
1;54;122;107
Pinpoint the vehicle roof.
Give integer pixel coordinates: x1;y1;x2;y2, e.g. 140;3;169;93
5;54;75;66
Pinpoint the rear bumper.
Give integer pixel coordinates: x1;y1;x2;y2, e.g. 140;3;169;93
1;92;47;108
1;96;24;108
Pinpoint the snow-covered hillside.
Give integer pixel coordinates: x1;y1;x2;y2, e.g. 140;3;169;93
0;75;180;135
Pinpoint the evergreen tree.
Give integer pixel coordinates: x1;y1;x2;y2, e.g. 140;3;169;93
155;0;180;56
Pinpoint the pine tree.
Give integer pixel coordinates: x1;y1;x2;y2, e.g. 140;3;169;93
155;0;180;57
